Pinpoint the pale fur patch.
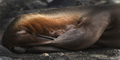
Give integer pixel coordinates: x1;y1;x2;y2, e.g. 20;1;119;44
17;30;26;34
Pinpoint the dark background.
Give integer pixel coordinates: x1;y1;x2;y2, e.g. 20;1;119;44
0;0;120;60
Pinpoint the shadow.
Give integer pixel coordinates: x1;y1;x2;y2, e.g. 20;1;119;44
0;37;2;45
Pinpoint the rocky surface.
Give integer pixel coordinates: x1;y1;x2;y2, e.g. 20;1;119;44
0;38;120;60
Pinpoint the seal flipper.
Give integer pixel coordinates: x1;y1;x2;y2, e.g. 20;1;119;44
50;12;111;50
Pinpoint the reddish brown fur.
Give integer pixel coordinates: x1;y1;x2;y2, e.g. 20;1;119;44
14;13;80;37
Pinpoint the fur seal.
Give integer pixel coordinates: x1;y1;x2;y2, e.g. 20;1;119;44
2;4;120;53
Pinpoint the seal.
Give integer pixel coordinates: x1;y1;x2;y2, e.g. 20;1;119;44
2;4;120;53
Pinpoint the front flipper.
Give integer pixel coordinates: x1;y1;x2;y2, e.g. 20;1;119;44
50;12;111;50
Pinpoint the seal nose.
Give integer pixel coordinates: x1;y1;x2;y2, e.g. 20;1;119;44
2;43;14;53
4;45;26;54
1;42;25;53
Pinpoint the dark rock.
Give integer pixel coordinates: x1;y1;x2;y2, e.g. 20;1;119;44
25;0;47;9
47;0;76;8
0;56;12;60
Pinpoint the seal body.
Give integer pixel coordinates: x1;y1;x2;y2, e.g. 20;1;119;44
2;4;120;53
